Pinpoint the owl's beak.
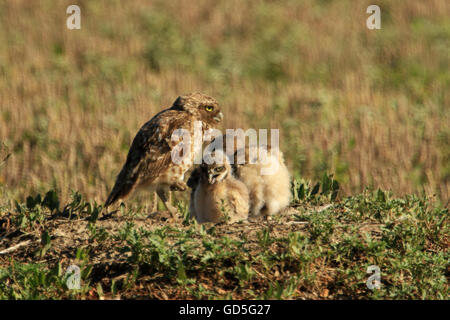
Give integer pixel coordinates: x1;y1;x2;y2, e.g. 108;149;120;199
208;173;218;184
213;112;223;123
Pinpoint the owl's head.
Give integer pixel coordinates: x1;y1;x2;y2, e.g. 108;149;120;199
171;92;223;125
200;150;231;184
202;161;231;184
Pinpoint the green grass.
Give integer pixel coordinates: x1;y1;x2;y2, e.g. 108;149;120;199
0;182;447;300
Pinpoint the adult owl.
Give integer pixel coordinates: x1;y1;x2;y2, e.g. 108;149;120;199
105;92;223;216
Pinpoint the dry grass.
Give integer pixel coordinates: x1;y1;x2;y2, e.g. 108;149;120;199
0;0;449;205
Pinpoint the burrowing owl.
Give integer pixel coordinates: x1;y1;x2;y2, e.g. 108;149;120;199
187;153;249;224
232;144;291;218
105;92;223;216
208;134;291;218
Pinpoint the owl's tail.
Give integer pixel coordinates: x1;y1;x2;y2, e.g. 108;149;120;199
104;170;139;208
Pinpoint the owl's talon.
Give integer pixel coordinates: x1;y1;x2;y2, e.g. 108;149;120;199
170;181;187;191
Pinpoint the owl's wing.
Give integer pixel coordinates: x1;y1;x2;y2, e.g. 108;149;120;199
105;109;189;207
226;191;247;220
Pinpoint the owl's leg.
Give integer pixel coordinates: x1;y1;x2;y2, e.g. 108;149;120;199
151;192;158;212
170;181;187;191
156;188;177;218
260;199;281;217
168;191;172;207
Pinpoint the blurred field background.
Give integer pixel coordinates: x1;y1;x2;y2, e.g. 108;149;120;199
0;0;448;205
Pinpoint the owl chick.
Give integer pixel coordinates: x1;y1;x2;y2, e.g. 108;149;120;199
105;92;223;217
232;144;291;218
187;154;249;224
206;135;291;218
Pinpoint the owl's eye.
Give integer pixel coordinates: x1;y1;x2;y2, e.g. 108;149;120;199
215;167;224;172
205;105;214;112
